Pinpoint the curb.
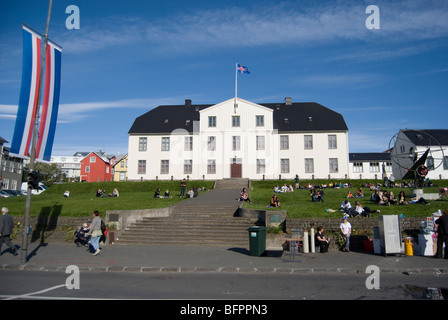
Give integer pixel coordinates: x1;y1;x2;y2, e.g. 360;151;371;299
2;263;447;275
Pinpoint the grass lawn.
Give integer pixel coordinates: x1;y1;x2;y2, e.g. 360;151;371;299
0;180;215;217
1;179;447;219
245;179;448;218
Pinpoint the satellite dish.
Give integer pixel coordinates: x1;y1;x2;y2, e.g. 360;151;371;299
389;130;445;184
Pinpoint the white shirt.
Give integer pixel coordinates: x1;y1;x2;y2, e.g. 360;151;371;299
340;221;351;235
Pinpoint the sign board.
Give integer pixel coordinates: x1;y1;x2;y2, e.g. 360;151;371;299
378;215;402;255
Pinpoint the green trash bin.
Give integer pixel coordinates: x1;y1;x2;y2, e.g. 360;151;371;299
248;226;266;256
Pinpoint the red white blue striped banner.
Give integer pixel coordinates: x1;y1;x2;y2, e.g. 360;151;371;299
10;25;62;162
10;25;42;159
36;41;62;162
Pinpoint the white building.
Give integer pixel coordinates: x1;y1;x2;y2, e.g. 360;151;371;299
390;129;448;180
127;97;350;181
50;155;82;180
349;153;392;180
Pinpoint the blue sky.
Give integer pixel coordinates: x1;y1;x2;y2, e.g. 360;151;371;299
1;0;447;157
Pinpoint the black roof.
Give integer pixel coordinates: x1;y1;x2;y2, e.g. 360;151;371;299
401;129;448;146
349;153;391;162
128;100;348;134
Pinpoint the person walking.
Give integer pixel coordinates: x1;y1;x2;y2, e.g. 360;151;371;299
0;207;17;256
340;216;351;252
87;210;103;256
435;209;448;259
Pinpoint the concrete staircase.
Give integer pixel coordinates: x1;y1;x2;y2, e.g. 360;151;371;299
115;215;257;246
115;179;258;246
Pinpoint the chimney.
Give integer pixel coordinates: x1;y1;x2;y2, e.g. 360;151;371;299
185;99;192;108
285;97;292;105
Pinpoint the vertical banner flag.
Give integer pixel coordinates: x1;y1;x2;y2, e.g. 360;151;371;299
10;25;42;158
36;41;62;162
10;25;62;162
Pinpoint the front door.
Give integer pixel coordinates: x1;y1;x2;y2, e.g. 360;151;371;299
231;163;242;178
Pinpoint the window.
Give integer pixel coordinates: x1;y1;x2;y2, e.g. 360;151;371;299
280;135;289;150
329;158;339;173
185;136;193;151
385;162;392;172
161;160;169;174
139;137;147;151
256;136;265;150
304;135;313;150
207;160;216;174
369;162;380;173
208;116;216;127
353;162;363;173
232;116;240;127
257;159;265;174
161;137;170;151
138;160;146;174
443;156;448;170
305;158;314;173
256;115;264;127
281;159;290;173
328;135;337;149
85;166;90;173
208;136;216;151
232;136;241;151
184;160;192;174
90;156;96;163
426;156;434;170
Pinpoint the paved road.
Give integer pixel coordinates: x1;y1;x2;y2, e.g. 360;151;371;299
1;269;446;301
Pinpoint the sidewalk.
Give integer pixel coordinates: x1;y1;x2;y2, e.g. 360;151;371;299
1;241;448;274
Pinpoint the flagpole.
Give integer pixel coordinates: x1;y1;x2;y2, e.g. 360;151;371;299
234;63;238;112
21;0;53;264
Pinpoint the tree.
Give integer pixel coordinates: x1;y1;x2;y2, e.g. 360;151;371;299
23;162;65;186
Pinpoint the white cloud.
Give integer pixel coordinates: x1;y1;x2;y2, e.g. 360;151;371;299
0;98;182;123
56;1;448;56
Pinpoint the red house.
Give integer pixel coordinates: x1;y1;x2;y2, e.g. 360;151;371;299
80;152;115;182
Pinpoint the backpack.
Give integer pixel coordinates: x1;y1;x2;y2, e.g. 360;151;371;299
101;220;108;236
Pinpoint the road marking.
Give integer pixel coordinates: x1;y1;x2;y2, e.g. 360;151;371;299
2;284;66;300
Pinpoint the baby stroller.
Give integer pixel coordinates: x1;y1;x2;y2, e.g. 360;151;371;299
74;224;91;247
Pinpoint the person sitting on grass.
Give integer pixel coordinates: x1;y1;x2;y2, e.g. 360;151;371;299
239;188;252;203
354;201;380;217
355;188;364;198
270;194;281;207
440;188;448;199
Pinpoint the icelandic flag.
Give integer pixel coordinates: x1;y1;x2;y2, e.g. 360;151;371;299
10;25;62;162
237;64;250;74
